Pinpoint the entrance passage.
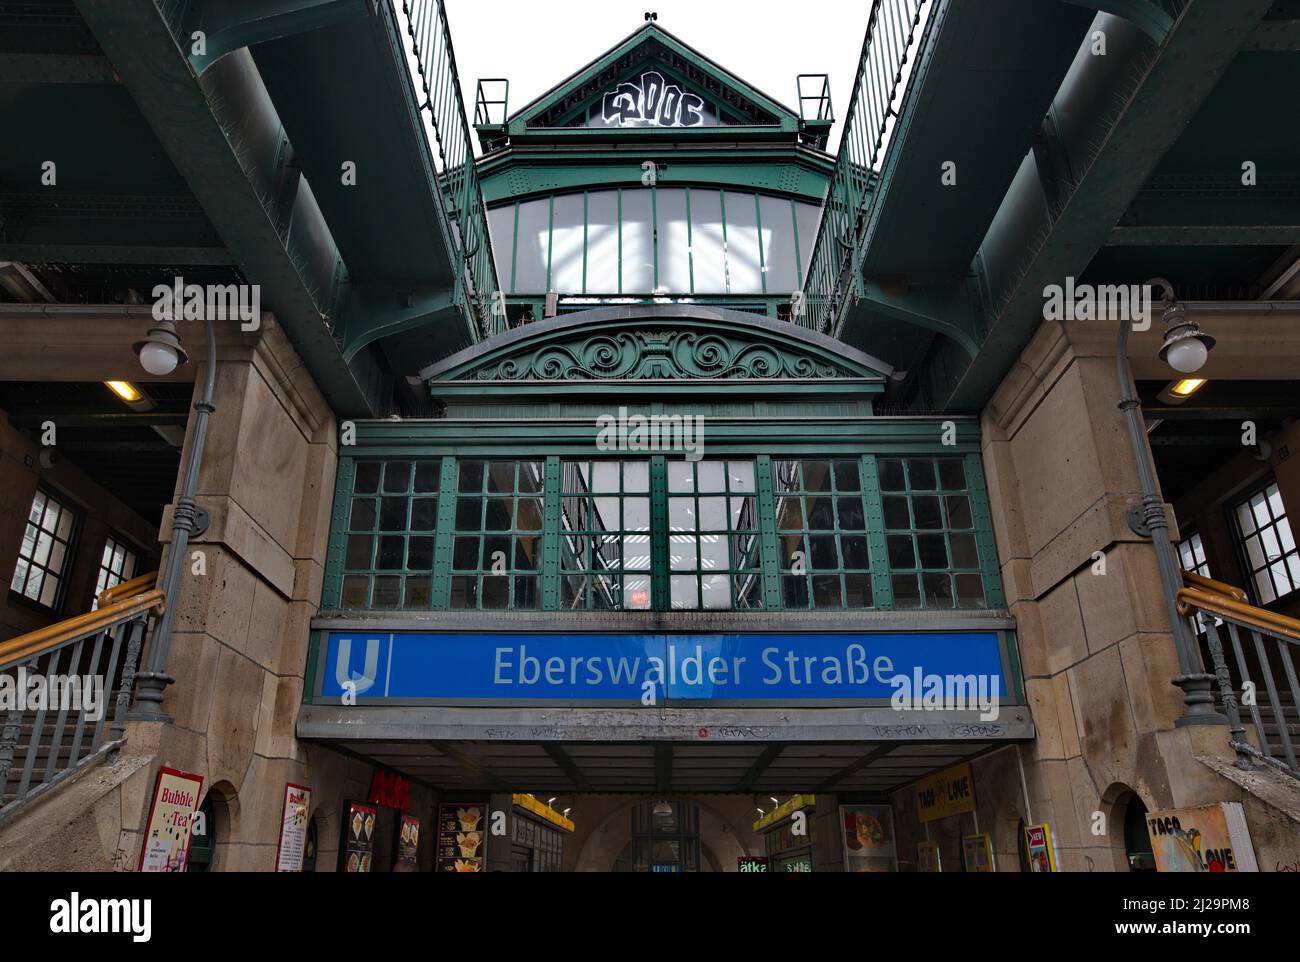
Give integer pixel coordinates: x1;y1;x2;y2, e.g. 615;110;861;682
612;801;702;872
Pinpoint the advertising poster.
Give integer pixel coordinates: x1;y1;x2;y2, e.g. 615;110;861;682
917;840;942;872
915;762;976;823
1024;823;1057;873
343;802;377;873
962;833;995;872
839;804;897;872
1145;802;1258;873
397;814;421;868
437;803;486;872
139;767;204;873
275;783;312;872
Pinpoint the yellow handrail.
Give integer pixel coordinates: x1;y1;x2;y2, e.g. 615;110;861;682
0;589;166;667
1180;570;1249;603
1176;585;1300;643
98;570;159;608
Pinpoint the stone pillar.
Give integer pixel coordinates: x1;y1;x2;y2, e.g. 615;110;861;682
120;314;342;870
977;320;1235;871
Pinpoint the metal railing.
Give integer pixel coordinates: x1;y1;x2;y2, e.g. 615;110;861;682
798;0;934;334
1178;573;1300;781
0;578;164;822
395;0;505;339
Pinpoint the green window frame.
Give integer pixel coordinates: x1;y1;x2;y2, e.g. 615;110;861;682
772;457;874;610
557;459;651;611
338;458;442;610
666;459;763;610
449;460;546;610
878;456;988;609
327;453;1004;614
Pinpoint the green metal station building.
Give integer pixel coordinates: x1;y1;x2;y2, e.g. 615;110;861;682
1;0;1299;873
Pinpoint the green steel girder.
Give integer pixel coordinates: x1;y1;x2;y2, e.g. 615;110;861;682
1060;0;1176;43
73;0;384;416
858;282;983;360
935;0;1275;412
478;157;833;205
174;0;372;75
339;287;457;362
338;415;984;455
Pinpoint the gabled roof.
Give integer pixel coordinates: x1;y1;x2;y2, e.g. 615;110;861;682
506;22;801;133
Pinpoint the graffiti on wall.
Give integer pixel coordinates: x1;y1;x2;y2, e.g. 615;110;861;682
600;71;708;127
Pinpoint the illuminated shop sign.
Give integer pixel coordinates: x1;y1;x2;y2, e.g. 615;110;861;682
599;70;709;127
318;630;1007;706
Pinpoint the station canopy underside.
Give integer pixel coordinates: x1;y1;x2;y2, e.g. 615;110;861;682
299;708;1026;794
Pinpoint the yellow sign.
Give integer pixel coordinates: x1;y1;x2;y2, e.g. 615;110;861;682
512;793;575;832
753;794;815;833
915;763;975;823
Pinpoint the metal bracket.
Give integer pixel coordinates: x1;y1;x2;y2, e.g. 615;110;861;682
192;505;210;538
1127;504;1151;537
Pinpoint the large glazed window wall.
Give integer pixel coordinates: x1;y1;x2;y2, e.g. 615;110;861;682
486;188;823;296
330;454;1002;614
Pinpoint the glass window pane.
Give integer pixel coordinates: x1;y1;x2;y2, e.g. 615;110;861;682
621;189;654;292
586;191;619;293
724;191;762;292
513;198;550;292
758;194;798;295
690;189;726;292
670;575;698;609
487;204;516;292
350;499;376;530
354;462;381;493
794;201;823;284
656;188;690;293
550;192;585;293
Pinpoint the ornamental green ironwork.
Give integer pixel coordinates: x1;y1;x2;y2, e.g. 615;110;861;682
419;308;892;388
473;329;849;382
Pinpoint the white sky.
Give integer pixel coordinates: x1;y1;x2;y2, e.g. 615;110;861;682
442;0;867;155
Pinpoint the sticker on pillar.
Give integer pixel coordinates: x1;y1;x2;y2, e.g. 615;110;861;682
1144;802;1258;872
1024;823;1057;873
917;840;942;872
962;833;995;872
139;767;204;873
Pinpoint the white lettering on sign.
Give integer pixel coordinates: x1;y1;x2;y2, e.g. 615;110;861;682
601;71;707;127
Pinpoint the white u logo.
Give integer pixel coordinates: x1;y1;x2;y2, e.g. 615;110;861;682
335;637;381;695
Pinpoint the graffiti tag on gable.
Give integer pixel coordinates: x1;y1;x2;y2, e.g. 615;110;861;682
601;71;707;127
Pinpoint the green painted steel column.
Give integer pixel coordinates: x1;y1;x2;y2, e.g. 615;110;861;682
754;455;782;610
322;455;356;608
964;452;1005;608
860;455;894;608
541;456;563;609
431;455;459;608
649;456;669;610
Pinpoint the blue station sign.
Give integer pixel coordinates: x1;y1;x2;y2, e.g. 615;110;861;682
315;631;1009;707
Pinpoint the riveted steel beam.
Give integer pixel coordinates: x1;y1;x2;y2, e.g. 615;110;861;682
938;1;1275;411
1059;0;1174;42
177;0;374;74
74;0;384;415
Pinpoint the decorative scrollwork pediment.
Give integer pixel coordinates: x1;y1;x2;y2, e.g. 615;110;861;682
477;329;849;382
419;307;892;387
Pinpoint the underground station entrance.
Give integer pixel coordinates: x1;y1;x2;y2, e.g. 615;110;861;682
298;620;1033;871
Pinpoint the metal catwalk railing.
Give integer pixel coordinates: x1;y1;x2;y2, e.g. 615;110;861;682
799;0;934;335
395;0;505;339
1178;572;1300;781
0;575;164;822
